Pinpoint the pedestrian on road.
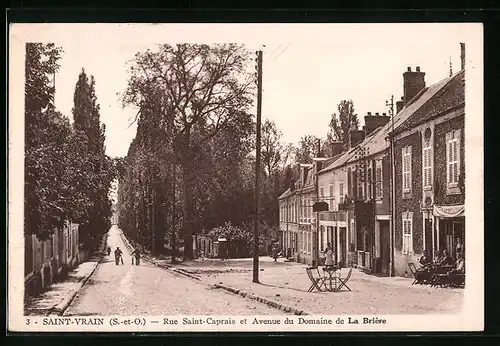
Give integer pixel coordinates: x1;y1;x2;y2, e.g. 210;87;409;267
131;249;141;266
324;243;335;269
114;247;124;265
107;246;111;256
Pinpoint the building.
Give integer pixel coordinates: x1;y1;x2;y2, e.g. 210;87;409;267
24;222;81;296
391;63;465;277
317;121;392;273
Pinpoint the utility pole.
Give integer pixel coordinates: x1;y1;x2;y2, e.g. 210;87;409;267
386;95;395;277
253;50;263;284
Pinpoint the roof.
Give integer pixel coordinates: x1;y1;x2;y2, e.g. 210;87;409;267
319;71;458;174
278;187;292;200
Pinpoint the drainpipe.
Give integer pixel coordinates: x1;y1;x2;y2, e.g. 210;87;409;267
389;118;396;277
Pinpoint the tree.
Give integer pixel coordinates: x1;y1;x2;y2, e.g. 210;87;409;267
327;99;359;149
25;43;95;241
294;134;321;164
261;119;284;177
71;69;114;250
123;43;255;260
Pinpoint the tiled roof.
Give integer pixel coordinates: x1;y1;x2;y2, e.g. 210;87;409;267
319;71;458;174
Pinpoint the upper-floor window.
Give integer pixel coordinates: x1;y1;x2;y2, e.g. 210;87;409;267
402;146;412;194
329;185;334;211
339;182;344;204
446;129;461;194
375;161;383;200
320;187;325;201
423;144;433;189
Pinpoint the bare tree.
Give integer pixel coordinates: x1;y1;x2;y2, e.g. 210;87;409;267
123;43;254;259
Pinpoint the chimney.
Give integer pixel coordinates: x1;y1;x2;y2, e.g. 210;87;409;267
349;130;365;149
403;66;426;104
330;141;344;157
460;42;465;71
364;112;391;136
396;96;404;114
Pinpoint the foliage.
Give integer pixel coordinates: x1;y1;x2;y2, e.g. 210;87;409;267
294;134;321;164
327;99;360;148
71;69;114;250
121;43;255;259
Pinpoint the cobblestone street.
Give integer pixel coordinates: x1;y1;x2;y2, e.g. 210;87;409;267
64;226;286;316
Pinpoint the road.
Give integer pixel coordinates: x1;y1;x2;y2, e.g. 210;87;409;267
64;226;284;316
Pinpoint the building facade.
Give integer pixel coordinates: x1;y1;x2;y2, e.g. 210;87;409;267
392;69;465;277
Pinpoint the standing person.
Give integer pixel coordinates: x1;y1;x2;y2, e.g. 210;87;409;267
114;247;123;265
131;248;141;266
106;246;111;256
455;238;463;257
324;243;335;269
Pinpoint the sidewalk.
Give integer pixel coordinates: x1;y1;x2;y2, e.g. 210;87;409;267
24;235;107;316
117;230;464;315
24;260;100;316
170;257;464;315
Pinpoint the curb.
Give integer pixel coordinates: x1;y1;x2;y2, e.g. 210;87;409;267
49;258;102;316
48;234;108;316
213;283;308;316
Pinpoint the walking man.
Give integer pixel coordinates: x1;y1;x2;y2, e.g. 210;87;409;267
131;248;141;266
114;247;124;265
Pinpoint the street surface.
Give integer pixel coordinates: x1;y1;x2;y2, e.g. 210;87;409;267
64;226;285;316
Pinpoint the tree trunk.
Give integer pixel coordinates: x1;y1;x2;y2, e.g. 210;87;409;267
182;161;194;260
182;127;194;260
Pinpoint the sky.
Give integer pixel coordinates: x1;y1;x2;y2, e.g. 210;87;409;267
11;23;480;158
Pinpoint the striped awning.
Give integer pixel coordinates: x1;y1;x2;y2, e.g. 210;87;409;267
433;205;465;218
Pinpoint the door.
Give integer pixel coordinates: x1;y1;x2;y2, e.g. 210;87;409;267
379;221;390;276
339;227;347;267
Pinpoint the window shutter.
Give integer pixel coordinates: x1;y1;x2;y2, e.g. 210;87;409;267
408;146;412;193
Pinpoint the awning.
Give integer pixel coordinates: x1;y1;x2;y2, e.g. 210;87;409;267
433;205;465;218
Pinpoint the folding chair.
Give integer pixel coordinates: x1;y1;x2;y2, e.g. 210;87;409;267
306;267;325;292
408;263;426;285
336;266;353;292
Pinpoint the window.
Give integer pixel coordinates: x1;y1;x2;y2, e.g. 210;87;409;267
329;185;334;211
402;212;413;255
339;182;344;204
423;144;433;188
366;167;372;200
446;130;461;189
357;179;364;200
402;146;412;193
320;187;325;200
376;161;383;199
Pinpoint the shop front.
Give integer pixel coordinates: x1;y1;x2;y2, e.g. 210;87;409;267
433;204;465;260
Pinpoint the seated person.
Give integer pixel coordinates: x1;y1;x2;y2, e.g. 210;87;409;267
419;250;432;269
448;252;465;275
436;249;454;267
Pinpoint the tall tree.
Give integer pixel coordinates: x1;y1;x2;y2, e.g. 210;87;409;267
123;43;254;259
261;119;284;177
327;99;359;149
72;69;114;250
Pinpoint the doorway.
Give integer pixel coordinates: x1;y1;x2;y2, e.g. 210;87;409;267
424;218;433;259
339;227;347;267
379;220;390;276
